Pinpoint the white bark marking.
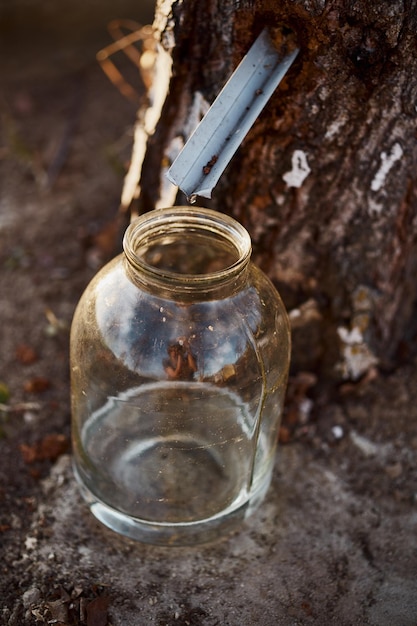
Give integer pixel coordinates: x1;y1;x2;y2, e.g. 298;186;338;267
324;114;347;140
283;150;311;188
337;325;378;380
371;142;403;192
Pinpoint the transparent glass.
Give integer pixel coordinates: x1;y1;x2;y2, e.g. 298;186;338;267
70;207;290;545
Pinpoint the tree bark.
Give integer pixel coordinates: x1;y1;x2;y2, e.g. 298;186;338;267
128;0;417;384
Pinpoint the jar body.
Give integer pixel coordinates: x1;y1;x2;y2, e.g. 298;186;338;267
70;207;290;545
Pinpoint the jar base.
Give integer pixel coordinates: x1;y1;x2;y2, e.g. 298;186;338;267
73;461;271;546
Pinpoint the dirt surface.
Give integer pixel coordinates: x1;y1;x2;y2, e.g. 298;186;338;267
1;13;417;626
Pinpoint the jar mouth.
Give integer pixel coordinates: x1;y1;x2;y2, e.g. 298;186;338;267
123;207;252;292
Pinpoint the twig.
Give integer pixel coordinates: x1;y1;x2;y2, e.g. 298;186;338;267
0;402;41;414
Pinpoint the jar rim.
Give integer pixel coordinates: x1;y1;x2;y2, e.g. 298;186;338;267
123;207;252;292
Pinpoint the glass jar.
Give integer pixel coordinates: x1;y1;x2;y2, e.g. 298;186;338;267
70;207;290;545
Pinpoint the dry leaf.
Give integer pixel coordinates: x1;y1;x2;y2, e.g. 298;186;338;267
16;344;38;365
86;595;110;626
24;377;51;393
20;433;69;464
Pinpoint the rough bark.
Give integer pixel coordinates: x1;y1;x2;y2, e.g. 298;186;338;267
130;0;417;384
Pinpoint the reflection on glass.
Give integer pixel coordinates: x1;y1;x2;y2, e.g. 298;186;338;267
163;338;197;381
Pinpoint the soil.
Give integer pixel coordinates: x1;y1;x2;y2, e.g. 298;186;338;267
1;9;417;626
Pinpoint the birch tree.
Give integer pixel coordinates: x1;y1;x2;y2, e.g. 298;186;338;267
123;0;417;384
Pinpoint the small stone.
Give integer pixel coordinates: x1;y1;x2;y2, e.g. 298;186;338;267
331;425;344;440
24;536;37;551
350;431;378;457
385;463;403;479
22;587;41;608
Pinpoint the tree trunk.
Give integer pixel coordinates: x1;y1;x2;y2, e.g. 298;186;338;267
126;0;417;385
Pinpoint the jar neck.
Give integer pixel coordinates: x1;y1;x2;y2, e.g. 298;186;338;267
123;207;252;301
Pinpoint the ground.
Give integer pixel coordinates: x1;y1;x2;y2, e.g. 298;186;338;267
1;8;417;626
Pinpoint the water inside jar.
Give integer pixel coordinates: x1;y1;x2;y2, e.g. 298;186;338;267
79;382;258;523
